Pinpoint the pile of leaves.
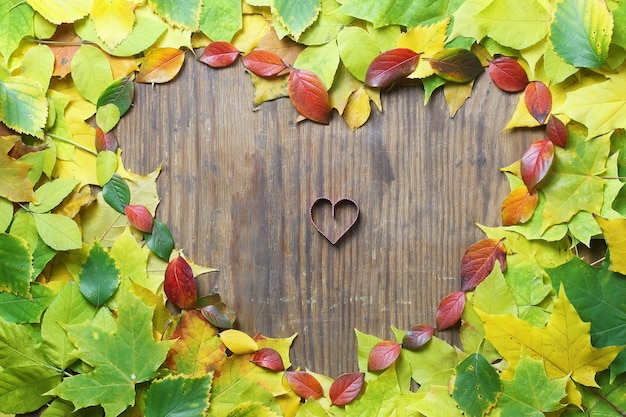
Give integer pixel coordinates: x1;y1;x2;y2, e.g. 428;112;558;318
2;0;626;415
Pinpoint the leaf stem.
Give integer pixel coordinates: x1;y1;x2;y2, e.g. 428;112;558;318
31;39;93;46
590;256;606;267
587;386;626;416
47;134;98;156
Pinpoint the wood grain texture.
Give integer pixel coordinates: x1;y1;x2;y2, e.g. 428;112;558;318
118;57;542;376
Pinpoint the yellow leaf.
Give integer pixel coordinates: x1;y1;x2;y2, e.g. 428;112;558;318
27;0;92;24
106;55;140;79
219;329;259;355
91;0;136;49
137;48;185;84
444;80;474;117
232;14;270;54
594;215;626;275
343;87;371;130
479;285;624;388
504;94;542;129
397;18;449;79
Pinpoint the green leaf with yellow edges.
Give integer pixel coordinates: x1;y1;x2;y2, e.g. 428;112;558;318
0;76;47;139
144;373;212;417
273;0;320;40
148;0;202;31
90;0;135;49
199;0;242;42
0;137;35;203
0;233;32;297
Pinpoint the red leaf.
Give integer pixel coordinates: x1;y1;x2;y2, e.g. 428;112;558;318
95;126;119;152
488;56;529;92
365;48;420;88
460;238;507;292
137;48;185;84
285;371;324;400
242;49;287;77
329;372;365;406
367;340;401;371
164;256;198;310
198;41;240;68
288;69;331;124
250;347;285;371
524;81;552;124
402;324;434;351
521;139;555;191
428;48;483;83
124;204;154;233
546;114;567;147
436;291;466;330
501;186;539;226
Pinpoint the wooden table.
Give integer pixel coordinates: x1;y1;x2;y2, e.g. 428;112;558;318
118;57;541;377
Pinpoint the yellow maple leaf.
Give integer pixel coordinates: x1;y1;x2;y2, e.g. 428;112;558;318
91;0;136;49
396;18;449;79
479;284;624;388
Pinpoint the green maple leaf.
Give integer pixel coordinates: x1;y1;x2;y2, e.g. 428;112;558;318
50;280;174;416
496;352;568;416
539;123;610;232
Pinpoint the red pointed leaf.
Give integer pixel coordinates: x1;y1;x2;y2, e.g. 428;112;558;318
124;204;154;233
428;48;483;83
436;291;466;330
285;371;324;400
546;114;567;147
164;256;197;309
524;81;552;124
460;238;507;292
488;56;529;92
402;324;434;351
329;372;365;406
521;139;554;191
501;186;539;226
250;347;285;371
364;48;420;88
367;340;401;371
288;69;331;124
198;41;240;68
95;126;119;152
242;49;287;77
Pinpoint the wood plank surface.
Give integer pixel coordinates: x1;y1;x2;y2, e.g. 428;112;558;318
118;58;542;376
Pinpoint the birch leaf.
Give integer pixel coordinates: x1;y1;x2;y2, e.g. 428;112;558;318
90;0;135;49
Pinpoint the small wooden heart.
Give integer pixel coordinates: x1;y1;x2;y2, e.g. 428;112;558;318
310;198;360;245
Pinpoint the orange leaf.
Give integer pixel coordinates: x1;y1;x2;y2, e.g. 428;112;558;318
164;256;197;309
501;186;539;226
460;238;506;292
521;139;554;191
365;48;420;88
137;48;185;84
488;56;528;92
524;81;552;124
48;24;82;78
329;372;365;406
198;41;239;68
546;114;567;147
285;371;324;400
288;69;331;125
250;347;285;371
367;340;401;371
242;49;287;77
124;204;154;233
436;291;466;330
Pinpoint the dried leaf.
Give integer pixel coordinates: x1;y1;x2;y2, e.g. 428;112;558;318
401;324;434;351
488;56;529;92
428;48;483;83
367;340;401;371
329;372;365;406
436;291;466;330
124;204;154;233
521;139;554;192
137;47;185;84
524;81;552;124
501;186;539;226
460;238;507;292
546;115;567;148
250;347;285;371
164;256;197;310
198;41;240;68
242;49;287;77
47;25;82;78
285;371;323;400
364;48;420;88
288;68;331;125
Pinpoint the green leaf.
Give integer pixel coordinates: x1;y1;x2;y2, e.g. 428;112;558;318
31;236;56;279
227;402;281;417
294;41;340;89
51;280;174;416
29;178;80;214
9;209;38;253
0;233;33;297
79;242;120;307
0;197;11;232
102;173;131;213
97;77;134;117
145;218;174;260
299;0;354;46
0;0;34;64
496;353;568;416
110;227;152;291
612;2;626;50
0;76;47;138
21;44;55;91
148;0;202;30
199;0;242;42
70;45;114;104
273;0;321;40
96;150;118;186
549;0;613;68
0;283;55;324
41;281;97;369
26;0;90;24
346;366;402;416
336;26;380;82
452;353;501;417
144;374;212;417
95;103;120;133
337;0;458;27
32;212;81;251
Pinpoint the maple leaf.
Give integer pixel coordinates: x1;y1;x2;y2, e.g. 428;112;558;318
479;285;624;388
50;280;174;416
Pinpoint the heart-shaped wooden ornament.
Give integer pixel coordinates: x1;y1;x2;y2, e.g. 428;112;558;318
310;198;360;245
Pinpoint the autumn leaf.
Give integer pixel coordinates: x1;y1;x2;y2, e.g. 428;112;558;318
343;87;371;130
288;68;331;124
285;371;324;399
0;233;32;297
124;204;154;233
546;115;567;148
198;41;240;68
164;256;197;310
220;329;259;355
488;56;529;92
501;186;539;226
148;0;202;31
95;127;118;152
402;324;434;351
273;0;321;40
524;81;551;124
27;0;91;24
47;25;82;78
364;48;420;88
0;136;36;202
460;238;507;292
97;76;134;118
428;48;483;83
479;285;624;387
144;373;212;417
521;139;554;192
0;76;48;138
251;347;285;371
436;291;466;330
367;340;401;371
137;47;185;84
345;366;403;416
242;50;287;77
329;372;365;406
452;353;501;417
90;0;135;49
